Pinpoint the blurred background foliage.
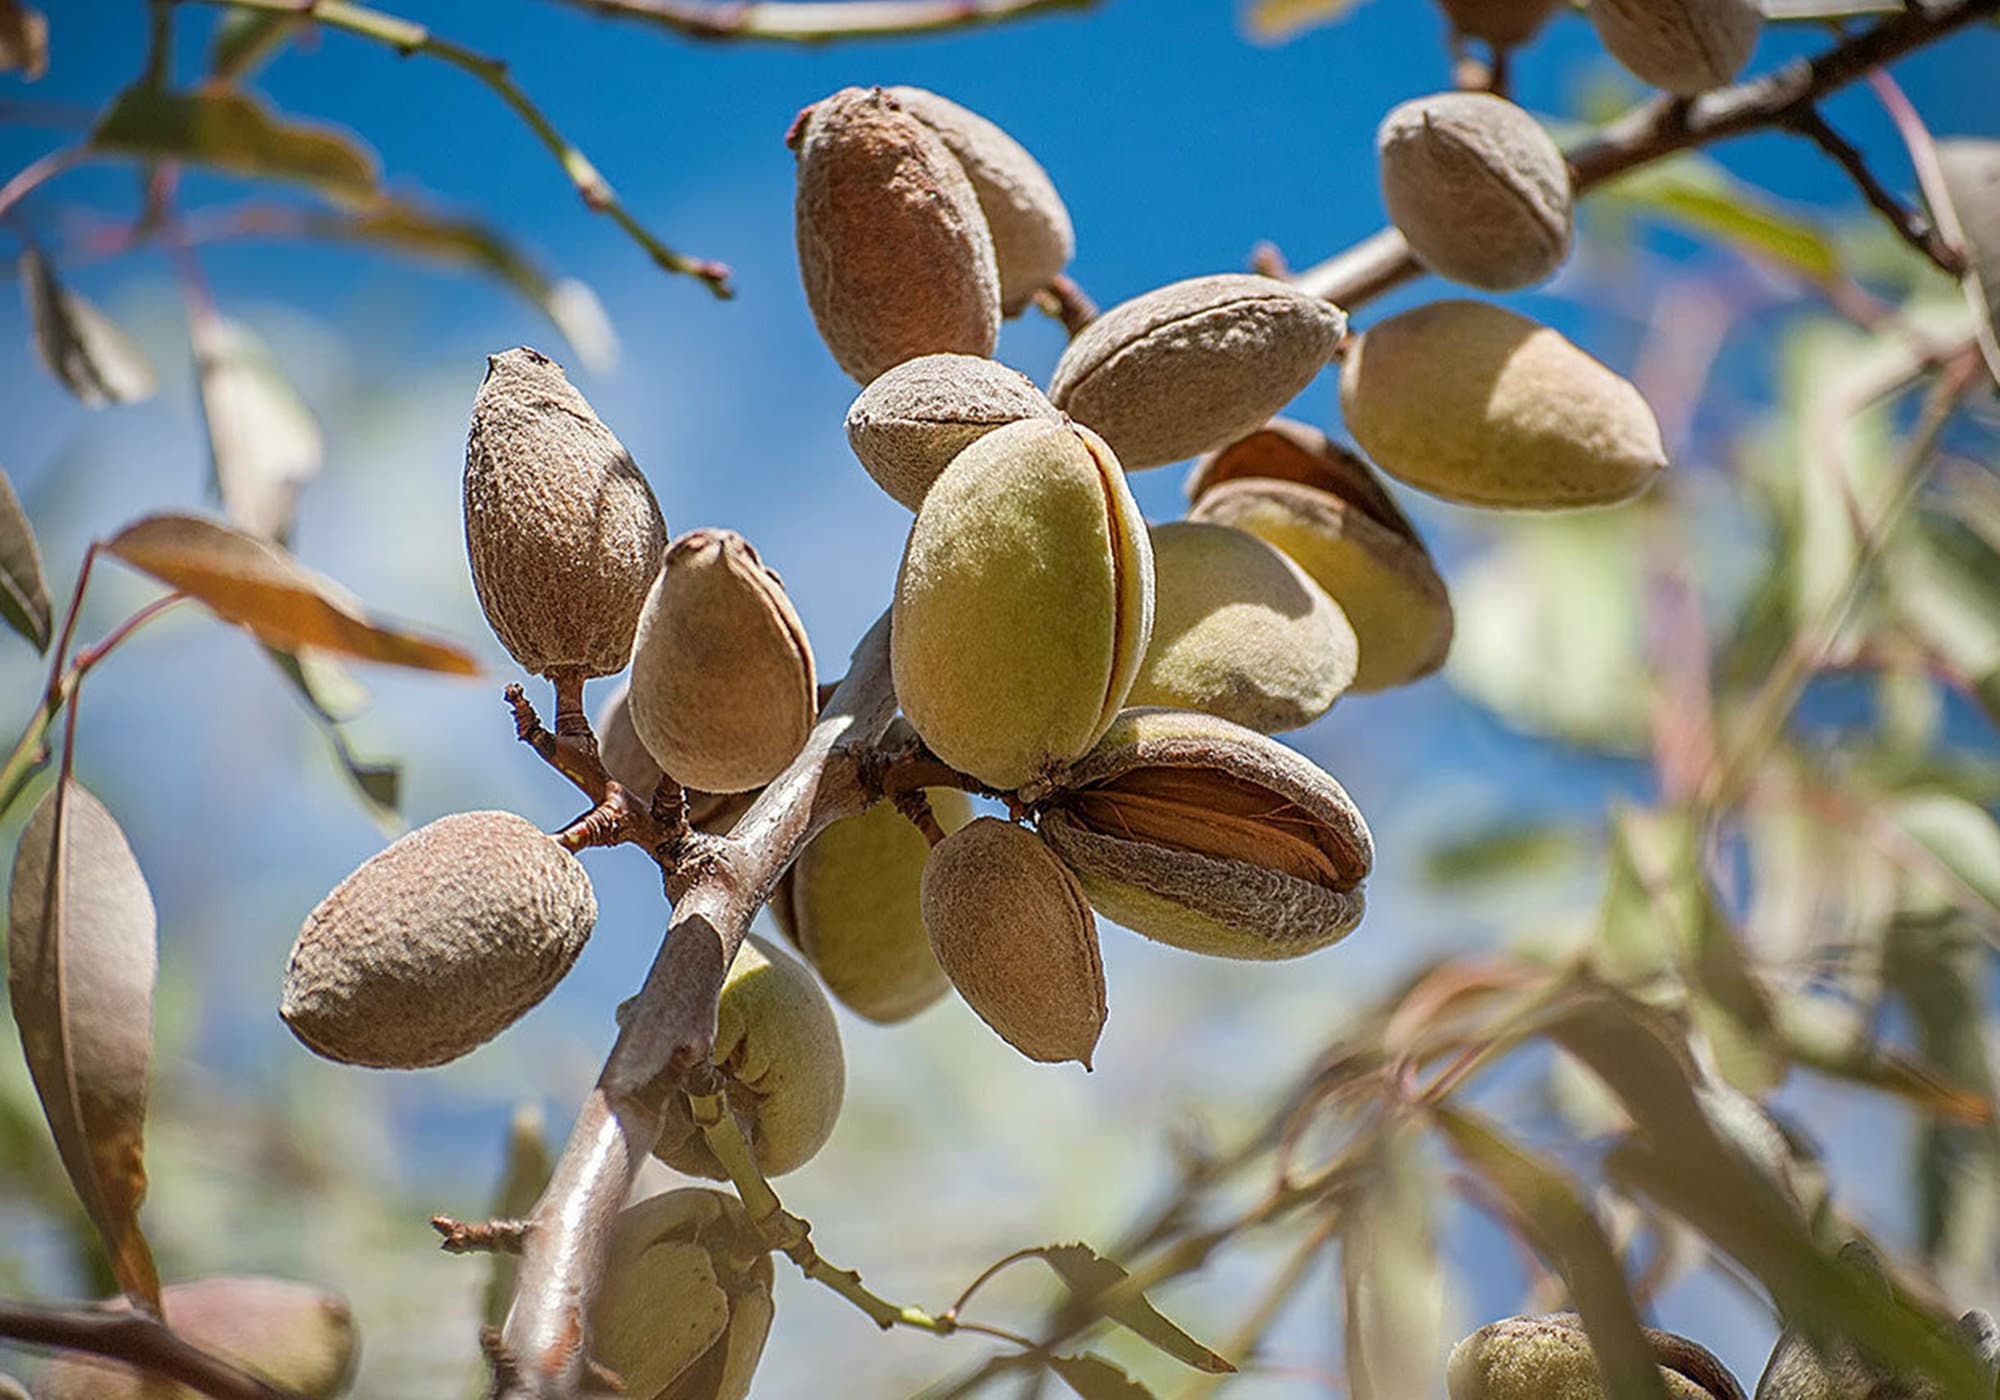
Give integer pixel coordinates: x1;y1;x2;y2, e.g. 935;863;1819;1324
0;0;1997;1395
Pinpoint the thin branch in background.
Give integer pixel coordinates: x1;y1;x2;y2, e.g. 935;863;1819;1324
0;1298;302;1400
1786;107;1964;276
547;0;1090;44
0;144;89;225
1033;272;1097;337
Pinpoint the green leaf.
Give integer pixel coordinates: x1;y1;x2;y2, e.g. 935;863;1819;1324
1600;154;1841;283
1431;1102;1673;1400
7;780;162;1310
209;9;305;82
1885;513;2000;726
20;247;157;408
1035;1244;1233;1374
192;315;323;544
1048;1354;1155;1400
0;468;51;652
90;86;379;205
0;0;46;79
1240;0;1364;42
1342;1123;1443;1400
1422;818;1591;890
1934;140;2000;387
1886;791;2000;923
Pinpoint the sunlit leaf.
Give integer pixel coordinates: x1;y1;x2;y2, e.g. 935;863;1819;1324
193;315;323;544
1035;1244;1233;1374
1431;1103;1672;1400
20;247;157;408
0;468;51;652
1934;140;2000;387
6;779;162;1309
1048;1353;1155;1400
1241;0;1363;43
209;8;305;82
1343;1122;1443;1400
104;513;479;676
0;0;46;79
482;1103;552;1333
1885;513;2000;727
90;86;379;205
1886;791;2000;922
1600;154;1841;283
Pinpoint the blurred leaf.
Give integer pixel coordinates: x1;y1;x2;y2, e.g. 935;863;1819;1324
1342;1123;1443;1400
1783;1023;1992;1125
1885;513;2000;726
0;1371;27;1399
1423;818;1591;890
1048;1354;1154;1400
1448;512;1653;753
90;86;378;205
1036;1244;1233;1374
0;0;46;79
1761;0;1900;14
6;779;162;1310
209;9;304;81
482;1104;552;1333
0;467;51;652
302;200;617;371
1431;1102;1672;1400
1886;791;2000;922
19;246;157;407
192;314;323;544
1935;140;2000;387
1240;0;1363;42
1601;155;1841;283
105;513;479;675
262;647;398;828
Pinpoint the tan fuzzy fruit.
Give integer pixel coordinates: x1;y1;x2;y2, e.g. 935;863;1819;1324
594;681;762;833
886;87;1074;315
654;936;845;1179
1033;708;1371;960
1127;521;1356;733
33;1277;357;1400
627;529;817;795
1448;1314;1739;1400
281;811;595;1068
1587;0;1760;96
463;346;667;678
773;787;974;1023
1935;140;2000;387
894;418;1153;791
590;1189;774;1400
845;353;1062;509
921;817;1106;1066
1188;419;1452;691
1341;300;1667;509
1050;274;1348;470
791;86;1001;383
1437;0;1562;46
1378;92;1572;291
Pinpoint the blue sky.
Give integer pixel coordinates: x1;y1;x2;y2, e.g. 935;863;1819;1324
2;2;1997;1395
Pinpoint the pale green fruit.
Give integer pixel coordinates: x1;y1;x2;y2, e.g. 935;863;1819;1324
653;936;845;1179
32;1277;357;1399
281;811;595;1068
886;87;1074;316
1127;521;1356;733
463;346;666;679
590;1189;774;1400
1379;91;1571;291
845;353;1062;509
1587;0;1760;96
1049;273;1347;470
1187;418;1451;692
791;86;1000;383
627;528;817;795
1340;300;1667;509
893;417;1154;791
773;788;974;1023
1033;708;1371;960
1448;1315;1739;1399
921;817;1106;1066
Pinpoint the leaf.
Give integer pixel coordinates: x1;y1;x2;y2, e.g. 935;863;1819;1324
1886;791;2000;923
1342;1123;1444;1400
1431;1103;1673;1400
1761;0;1900;16
0;0;46;79
299;200;617;371
209;9;305;82
482;1103;553;1332
1885;513;2000;726
1035;1244;1233;1374
1048;1354;1155;1400
192;315;323;544
90;86;378;205
19;247;157;407
104;513;479;676
0;468;51;652
1422;818;1590;890
1934;140;2000;387
1241;0;1363;42
6;779;162;1309
1600;154;1842;283
262;648;399;828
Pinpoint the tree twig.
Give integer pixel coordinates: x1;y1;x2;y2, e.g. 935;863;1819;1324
1290;0;2000;308
0;1298;302;1400
543;0;1091;44
1785;107;1963;276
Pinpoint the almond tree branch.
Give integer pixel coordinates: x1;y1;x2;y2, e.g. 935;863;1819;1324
0;1298;302;1400
494;610;900;1398
1785;107;1964;276
1291;0;2000;308
544;0;1091;44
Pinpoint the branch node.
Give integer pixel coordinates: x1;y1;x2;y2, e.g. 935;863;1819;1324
433;1214;533;1255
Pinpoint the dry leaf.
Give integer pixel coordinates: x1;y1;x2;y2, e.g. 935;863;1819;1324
0;467;51;651
20;247;156;407
192;315;323;543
